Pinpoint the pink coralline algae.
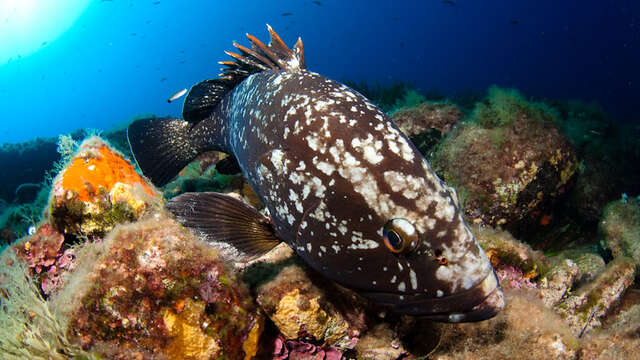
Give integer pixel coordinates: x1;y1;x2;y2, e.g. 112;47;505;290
16;223;76;294
496;265;537;290
198;267;223;304
273;335;344;360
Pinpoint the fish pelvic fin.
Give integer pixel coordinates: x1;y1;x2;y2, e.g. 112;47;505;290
219;24;305;83
166;192;281;259
127;117;213;187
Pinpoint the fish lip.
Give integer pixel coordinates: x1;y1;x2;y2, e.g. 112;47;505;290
420;285;505;322
360;271;505;322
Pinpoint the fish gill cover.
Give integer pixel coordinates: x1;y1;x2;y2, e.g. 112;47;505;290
0;1;639;359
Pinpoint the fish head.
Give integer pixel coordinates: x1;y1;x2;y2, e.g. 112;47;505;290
303;164;503;322
288;81;504;322
301;156;504;322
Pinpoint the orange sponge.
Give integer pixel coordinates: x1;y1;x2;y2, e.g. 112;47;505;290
60;142;156;202
50;136;160;236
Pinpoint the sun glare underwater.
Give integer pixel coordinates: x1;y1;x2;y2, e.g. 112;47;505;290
0;1;639;359
0;0;90;65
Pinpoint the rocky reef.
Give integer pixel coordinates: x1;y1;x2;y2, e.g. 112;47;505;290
1;85;639;359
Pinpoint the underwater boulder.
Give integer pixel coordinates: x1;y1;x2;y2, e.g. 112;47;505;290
245;250;367;352
538;258;579;308
391;101;463;155
429;290;579;360
431;86;578;227
554;257;636;337
600;197;640;269
472;225;548;287
49;136;161;237
49;213;263;359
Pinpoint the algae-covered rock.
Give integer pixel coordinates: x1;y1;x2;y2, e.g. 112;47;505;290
49;136;161;237
473;224;547;275
578;304;640;359
555;257;636;337
50;213;262;359
13;223;75;295
162;152;247;199
431;86;578;227
539;258;579;308
565;252;606;287
391;101;463;155
600;197;640;268
354;323;408;360
431;290;578;360
254;263;366;351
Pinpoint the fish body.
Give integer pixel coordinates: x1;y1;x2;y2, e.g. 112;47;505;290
128;27;504;322
167;88;187;103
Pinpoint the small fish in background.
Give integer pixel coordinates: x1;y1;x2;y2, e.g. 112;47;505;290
442;0;456;6
128;26;504;322
312;1;322;6
167;88;187;103
281;12;293;16
510;19;519;25
41;41;48;46
153;1;161;4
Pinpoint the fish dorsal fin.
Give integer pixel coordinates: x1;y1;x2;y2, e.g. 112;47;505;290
166;192;281;259
182;78;234;124
219;24;306;83
181;26;305;124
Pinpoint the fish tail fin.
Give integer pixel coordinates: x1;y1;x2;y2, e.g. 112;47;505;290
219;25;305;84
127;117;211;187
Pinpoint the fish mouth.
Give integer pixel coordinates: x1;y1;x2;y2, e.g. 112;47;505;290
361;271;505;322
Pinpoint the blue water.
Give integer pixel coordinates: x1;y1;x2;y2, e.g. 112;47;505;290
0;0;638;144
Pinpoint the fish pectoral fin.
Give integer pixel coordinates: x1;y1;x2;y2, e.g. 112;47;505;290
182;78;234;124
166;191;280;258
215;155;242;175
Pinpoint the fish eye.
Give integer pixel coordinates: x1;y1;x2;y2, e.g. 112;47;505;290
383;218;418;254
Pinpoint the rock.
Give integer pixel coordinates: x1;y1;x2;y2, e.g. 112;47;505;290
391;101;463;155
162;152;247;199
49;136;161;237
473;224;548;275
50;213;262;359
569;253;606;286
600;197;640;268
578;305;640;359
254;263;366;350
13;223;76;295
430;290;578;360
354;323;408;360
539;259;579;308
555;257;636;336
431;86;578;227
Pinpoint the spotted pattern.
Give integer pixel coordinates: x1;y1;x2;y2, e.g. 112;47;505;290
204;69;498;316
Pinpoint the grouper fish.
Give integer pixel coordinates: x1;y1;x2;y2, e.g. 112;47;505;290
127;26;504;322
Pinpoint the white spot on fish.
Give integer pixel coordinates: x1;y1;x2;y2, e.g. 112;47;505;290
409;269;418;290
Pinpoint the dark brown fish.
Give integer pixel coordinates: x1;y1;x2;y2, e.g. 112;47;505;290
127;26;504;322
